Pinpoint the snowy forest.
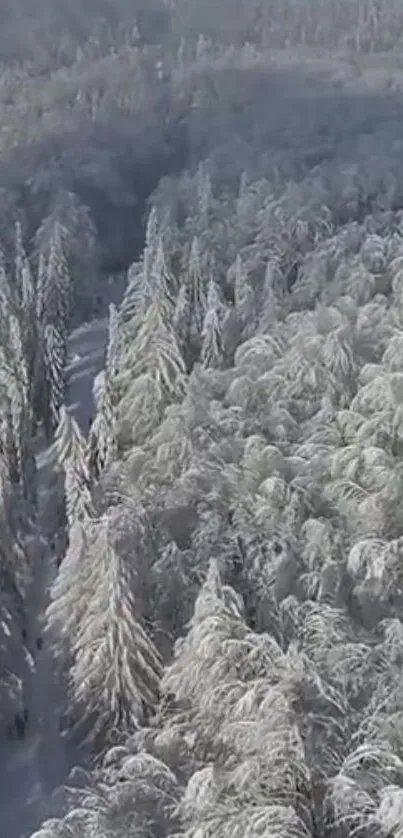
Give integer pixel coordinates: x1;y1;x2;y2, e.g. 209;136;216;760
4;1;403;837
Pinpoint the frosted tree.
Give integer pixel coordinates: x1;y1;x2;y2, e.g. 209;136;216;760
40;222;71;332
54;406;93;527
35;252;47;325
0;235;40;736
122;244;165;340
55;405;88;468
174;280;191;347
43;324;67;435
145;205;159;258
86;303;120;482
32;254;49;427
14;221;25;295
0;254;14;327
231;253;255;337
119;206;162;328
322;325;358;406
14;221;37;381
0;308;33;496
29;749;178;838
200;276;224;369
34;225;72;436
161;560;313;838
0;398;20;486
87;371;117;481
119;250;153;331
117;289;186;447
34;190;96;317
151;236;177;305
171;236;209;371
68;513;162;753
17;234;36;386
105;302;119;379
258;259;286;332
46;519;93;666
187;236;207;333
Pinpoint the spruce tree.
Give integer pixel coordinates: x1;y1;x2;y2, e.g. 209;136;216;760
43;324;67;435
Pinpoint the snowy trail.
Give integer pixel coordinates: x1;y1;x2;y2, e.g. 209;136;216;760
0;319;108;838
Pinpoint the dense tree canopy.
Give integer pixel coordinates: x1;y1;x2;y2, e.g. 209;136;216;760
3;2;403;838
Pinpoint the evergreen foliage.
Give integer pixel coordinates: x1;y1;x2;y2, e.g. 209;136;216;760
4;3;403;838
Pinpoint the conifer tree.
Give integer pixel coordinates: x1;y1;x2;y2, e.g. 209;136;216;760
106;303;119;378
35;225;72;436
145;205;159;253
188;236;206;333
87;302;120;482
35;252;47;325
0;395;19;486
54;406;93;527
151;236;176;306
0;252;15;333
201;276;224;369
68;513;162;752
163;561;313;838
13;224;37;406
14;222;25;307
174;280;191;346
87;371;117;481
46;518;93;666
117;291;186;447
119;243;153;331
0;302;33;495
43;324;67;435
232;253;255;337
33;253;49;428
42;222;71;333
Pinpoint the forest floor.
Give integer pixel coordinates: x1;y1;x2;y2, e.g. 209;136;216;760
0;318;108;838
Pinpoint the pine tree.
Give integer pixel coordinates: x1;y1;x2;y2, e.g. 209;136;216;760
42;222;71;332
54;406;93;527
20;254;36;388
145;205;159;259
0;394;19;485
119;248;153;331
117;291;187;447
36;225;71;436
163;561;313;838
233;253;255;337
35;252;47;325
69;513;162;753
0;252;15;333
258;259;285;332
7;378;30;493
13;224;37;400
0;305;33;494
87;371;117;481
105;302;119;379
151;236;176;306
201;276;224;369
14;222;25;307
188;236;206;333
43;324;67;435
46;518;93;666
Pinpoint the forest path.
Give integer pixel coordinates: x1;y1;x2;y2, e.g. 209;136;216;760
0;318;108;838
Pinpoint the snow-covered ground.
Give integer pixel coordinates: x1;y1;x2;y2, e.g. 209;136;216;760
0;319;108;838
